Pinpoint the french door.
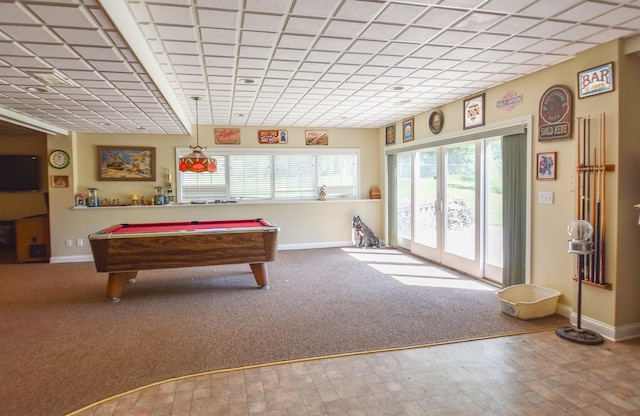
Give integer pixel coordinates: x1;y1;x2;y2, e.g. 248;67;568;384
395;139;503;283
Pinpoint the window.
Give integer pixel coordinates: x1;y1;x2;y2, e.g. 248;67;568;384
176;148;359;202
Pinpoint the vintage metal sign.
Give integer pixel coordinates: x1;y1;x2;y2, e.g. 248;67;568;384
258;130;288;144
496;91;523;112
538;85;572;141
578;62;614;99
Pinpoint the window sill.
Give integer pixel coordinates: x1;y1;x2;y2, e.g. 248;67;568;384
71;198;381;209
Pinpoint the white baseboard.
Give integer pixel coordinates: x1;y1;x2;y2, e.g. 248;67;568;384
50;255;94;263
561;310;640;342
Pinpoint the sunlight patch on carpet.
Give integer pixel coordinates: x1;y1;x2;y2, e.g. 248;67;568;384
342;247;423;264
390;274;496;291
342;247;495;291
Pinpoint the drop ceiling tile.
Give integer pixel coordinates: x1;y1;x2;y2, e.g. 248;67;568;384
284;16;326;35
481;0;532;13
148;4;192;25
202;43;235;56
53;28;112;47
522;20;575;38
557;2;617;22
348;39;386;54
242;12;284;32
335;0;385;20
313;36;353;51
198;8;238;29
279;34;315;49
415;7;468;28
324;20;367;37
336;53;370;65
431;29;476;45
156;25;197;42
163;40;200;54
590;7;640;27
1;25;60;43
519;0;582;18
0;3;39;25
455;12;504;31
200;28;236;43
524;39;570;53
497;36;540;51
395;26;440;43
553;24;608;41
377;3;428;24
582;27;636;43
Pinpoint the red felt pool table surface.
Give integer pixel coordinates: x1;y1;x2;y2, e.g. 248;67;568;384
89;218;279;301
100;218;272;235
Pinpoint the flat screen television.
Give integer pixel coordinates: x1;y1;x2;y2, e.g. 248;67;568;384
0;155;40;192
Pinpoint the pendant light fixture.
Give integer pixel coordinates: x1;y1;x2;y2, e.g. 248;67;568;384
179;96;217;173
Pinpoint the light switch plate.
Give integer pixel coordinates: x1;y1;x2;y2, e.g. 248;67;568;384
538;191;554;204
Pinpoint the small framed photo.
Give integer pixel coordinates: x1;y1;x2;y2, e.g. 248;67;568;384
402;118;414;142
385;124;395;145
75;194;86;206
51;175;69;188
536;152;557;180
463;93;485;129
578;62;614;99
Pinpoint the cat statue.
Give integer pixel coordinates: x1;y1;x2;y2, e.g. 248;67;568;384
352;215;381;248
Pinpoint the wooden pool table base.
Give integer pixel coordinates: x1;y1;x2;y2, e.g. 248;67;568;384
106;262;270;302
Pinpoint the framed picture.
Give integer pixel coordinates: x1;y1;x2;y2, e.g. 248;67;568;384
578;62;614;99
463;93;485;129
75;194;86;206
97;146;156;181
258;130;288;144
51;175;69;188
536;152;557;180
305;130;328;145
428;110;444;134
385;124;395;145
402;118;414;142
215;128;241;144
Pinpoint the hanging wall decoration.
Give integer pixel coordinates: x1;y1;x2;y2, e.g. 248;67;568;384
578;62;614;99
538;85;572;141
385;124;395;145
463;93;485;129
214;128;241;144
402;118;414;142
305;130;328;145
258;130;288;144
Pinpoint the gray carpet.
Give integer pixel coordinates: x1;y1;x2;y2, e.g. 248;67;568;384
0;247;567;415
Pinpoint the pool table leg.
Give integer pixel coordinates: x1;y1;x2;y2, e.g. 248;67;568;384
106;271;138;302
249;263;270;289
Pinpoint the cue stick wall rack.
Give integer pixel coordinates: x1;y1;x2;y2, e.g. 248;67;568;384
573;113;614;290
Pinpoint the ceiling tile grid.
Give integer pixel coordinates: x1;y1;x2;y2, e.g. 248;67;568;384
0;0;639;134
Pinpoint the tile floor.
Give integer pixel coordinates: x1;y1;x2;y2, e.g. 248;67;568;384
70;329;640;416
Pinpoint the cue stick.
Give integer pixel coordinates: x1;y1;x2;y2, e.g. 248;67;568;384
575;117;582;282
593;135;601;285
600;113;607;284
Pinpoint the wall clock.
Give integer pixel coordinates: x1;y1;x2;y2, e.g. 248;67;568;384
49;149;70;169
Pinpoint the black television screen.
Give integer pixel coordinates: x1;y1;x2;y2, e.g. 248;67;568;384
0;155;40;192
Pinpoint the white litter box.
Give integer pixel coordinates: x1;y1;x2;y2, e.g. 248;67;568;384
496;284;561;320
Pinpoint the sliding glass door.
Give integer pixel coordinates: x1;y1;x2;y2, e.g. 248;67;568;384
394;138;502;282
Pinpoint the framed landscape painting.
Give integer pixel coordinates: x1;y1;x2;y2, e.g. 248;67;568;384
97;146;156;181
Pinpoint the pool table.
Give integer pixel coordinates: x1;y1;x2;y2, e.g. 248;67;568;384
89;218;279;302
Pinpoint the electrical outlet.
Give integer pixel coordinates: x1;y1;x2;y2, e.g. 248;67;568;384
538;191;554;205
65;239;72;247
76;238;83;247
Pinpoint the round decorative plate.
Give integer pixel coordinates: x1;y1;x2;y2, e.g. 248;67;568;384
428;110;444;134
